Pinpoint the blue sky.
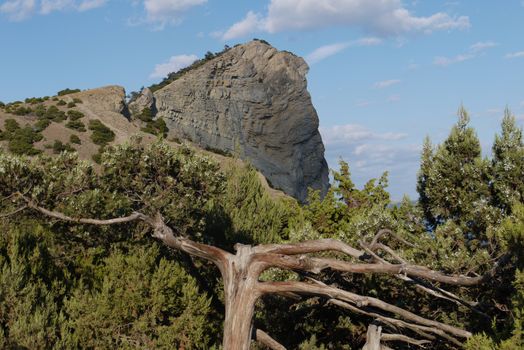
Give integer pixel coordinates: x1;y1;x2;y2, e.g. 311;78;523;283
1;0;523;200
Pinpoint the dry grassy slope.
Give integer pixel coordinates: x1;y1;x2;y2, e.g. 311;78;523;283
0;86;287;200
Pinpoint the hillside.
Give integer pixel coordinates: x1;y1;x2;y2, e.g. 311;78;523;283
0;40;328;203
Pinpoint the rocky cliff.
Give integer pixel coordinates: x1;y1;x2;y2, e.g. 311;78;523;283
149;40;329;202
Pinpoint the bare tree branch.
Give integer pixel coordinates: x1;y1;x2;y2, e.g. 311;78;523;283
254;238;363;258
254;329;287;350
380;333;431;347
257;281;471;340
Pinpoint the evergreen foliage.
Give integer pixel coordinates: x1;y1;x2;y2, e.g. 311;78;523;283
0;104;523;349
57;88;81;96
491;108;524;213
417;106;494;236
88;119;115;146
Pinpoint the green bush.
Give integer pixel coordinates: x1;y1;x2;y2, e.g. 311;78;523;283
141;118;169;138
67;110;85;121
34;104;47;117
11;105;32;116
24;97;45;104
1;119;43;155
69;134;81;144
67;102;76;108
57;100;67;106
89;120;115;146
4;118;20;132
7;127;43;155
57;88;80;96
65;120;86;132
44;106;66;122
52;140;75;154
138;107;154;122
72;97;82;104
34;119;51;132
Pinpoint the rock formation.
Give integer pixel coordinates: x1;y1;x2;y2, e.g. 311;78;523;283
128;87;155;116
152;40;329;202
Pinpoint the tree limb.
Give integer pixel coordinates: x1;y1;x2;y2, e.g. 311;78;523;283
257;281;471;340
254;329;287;350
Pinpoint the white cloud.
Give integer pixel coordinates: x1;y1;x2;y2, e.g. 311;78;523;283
470;41;498;52
306;43;350;64
505;51;524;59
40;0;72;14
144;0;206;26
306;37;382;64
221;11;263;41
0;0;35;20
219;0;470;40
434;40;498;67
0;0;105;19
433;53;475;66
354;37;383;46
320;124;407;146
374;79;401;89
305;37;382;64
149;54;198;79
77;0;106;11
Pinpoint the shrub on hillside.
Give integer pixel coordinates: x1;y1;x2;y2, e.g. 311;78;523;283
52;140;75;154
57;100;67;106
44;106;66;122
34;104;47;117
34;119;51;132
69;134;81;144
11;106;32;116
66;110;84;121
65;120;86;132
57;88;80;96
89;120;115;146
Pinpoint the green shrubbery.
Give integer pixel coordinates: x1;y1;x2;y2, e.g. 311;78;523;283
66;110;84;120
0;118;42;155
34;119;51;132
69;134;81;144
89;119;115;145
57;88;80;96
44;105;66;122
65;119;86;132
135;107;169;137
0;105;523;349
51;140;75;154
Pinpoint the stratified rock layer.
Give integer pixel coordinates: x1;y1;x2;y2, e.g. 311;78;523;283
153;40;329;202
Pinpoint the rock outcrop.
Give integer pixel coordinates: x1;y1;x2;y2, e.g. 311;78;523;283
153;40;329;202
128;87;155;116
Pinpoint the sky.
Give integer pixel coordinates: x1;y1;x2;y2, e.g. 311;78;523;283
1;0;523;200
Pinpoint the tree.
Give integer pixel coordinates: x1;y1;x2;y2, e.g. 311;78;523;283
0;141;502;349
491;108;524;213
417;106;493;236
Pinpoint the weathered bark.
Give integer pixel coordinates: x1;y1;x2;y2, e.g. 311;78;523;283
254;329;287;350
222;245;261;350
362;324;382;350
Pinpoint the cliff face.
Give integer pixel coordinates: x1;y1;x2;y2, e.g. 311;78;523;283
152;40;329;202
